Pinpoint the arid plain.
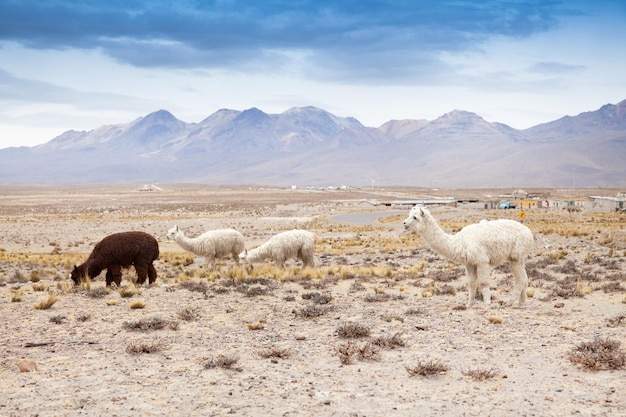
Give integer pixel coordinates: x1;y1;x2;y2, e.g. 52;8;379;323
1;184;625;417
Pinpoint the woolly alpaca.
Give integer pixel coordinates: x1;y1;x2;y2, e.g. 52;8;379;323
403;206;533;307
166;226;245;268
241;229;317;267
71;231;159;286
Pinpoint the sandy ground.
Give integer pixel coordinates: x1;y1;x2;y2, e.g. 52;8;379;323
0;184;625;416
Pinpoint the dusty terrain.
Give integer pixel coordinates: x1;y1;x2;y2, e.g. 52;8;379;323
1;184;625;417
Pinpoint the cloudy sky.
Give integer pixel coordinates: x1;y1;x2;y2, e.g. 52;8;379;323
1;0;625;149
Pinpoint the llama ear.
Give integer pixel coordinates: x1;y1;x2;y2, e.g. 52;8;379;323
419;207;426;217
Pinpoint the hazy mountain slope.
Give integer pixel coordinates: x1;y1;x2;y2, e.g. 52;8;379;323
0;102;624;187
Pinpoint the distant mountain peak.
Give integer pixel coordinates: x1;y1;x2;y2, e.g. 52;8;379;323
2;100;625;187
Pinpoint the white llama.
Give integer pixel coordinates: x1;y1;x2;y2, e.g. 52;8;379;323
403;206;533;307
166;226;245;268
240;229;317;267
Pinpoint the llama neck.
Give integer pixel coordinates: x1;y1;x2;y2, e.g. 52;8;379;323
420;218;458;262
174;232;197;252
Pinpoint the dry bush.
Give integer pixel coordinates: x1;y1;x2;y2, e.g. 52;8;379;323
34;293;58;310
85;286;109;298
178;281;209;294
49;315;66;324
293;305;333;318
431;283;457;296
461;367;500;381
406;359;449;377
202;354;241;370
77;314;91;322
606;315;626;328
130;299;146;309
258;347;292;359
371;332;405;349
568;337;626;371
336;322;371;339
301;291;333;304
177;307;200;321
126;340;164;354
32;282;47;292
336;341;381;365
123;317;179;331
364;293;392;302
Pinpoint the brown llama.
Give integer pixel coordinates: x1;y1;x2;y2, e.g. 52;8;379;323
71;231;160;286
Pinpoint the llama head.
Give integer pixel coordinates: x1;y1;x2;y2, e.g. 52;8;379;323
403;206;430;233
70;264;87;285
166;226;180;240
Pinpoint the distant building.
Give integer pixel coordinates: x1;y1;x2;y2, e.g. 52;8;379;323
586;196;626;213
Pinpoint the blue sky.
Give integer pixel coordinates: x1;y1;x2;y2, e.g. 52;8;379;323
1;0;625;148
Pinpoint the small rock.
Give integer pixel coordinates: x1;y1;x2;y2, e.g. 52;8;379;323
554;302;565;308
18;358;37;372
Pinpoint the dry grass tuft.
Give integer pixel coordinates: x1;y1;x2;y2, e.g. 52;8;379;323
130;299;146;309
34;293;58;310
568;337;626;371
406;359;449;377
487;316;503;324
118;284;137;298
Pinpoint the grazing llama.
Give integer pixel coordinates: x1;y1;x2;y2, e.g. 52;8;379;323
403;206;533;307
166;226;245;268
71;231;159;286
240;229;317;267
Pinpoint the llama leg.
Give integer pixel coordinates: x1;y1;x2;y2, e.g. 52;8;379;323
476;264;492;306
134;263;148;285
509;261;529;307
465;265;478;307
147;263;157;284
106;265;122;286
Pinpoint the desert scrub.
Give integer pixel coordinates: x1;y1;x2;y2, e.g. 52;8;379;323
258;346;292;359
336;322;371;338
123;317;179;331
178;307;201;321
406;359;449;377
568;337;626;371
461;367;500;381
202;354;241;371
371;332;405;349
126;340;164;354
336;341;381;365
130;299;146;309
294;304;333;318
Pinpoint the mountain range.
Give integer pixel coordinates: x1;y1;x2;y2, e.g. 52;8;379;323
1;100;625;188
